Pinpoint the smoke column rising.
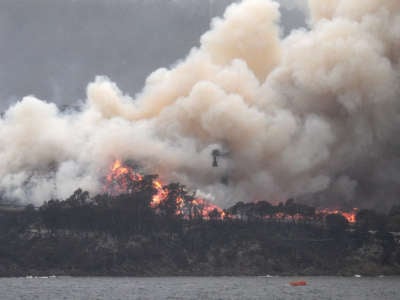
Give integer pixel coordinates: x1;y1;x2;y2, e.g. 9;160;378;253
1;0;400;209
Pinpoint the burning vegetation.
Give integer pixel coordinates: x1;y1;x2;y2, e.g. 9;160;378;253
0;0;399;277
105;160;225;220
103;159;356;224
317;208;357;224
0;160;398;277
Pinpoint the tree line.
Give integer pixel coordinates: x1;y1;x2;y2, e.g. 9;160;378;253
0;177;399;236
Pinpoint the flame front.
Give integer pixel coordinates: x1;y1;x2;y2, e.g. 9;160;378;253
317;208;358;223
105;159;225;219
106;161;357;223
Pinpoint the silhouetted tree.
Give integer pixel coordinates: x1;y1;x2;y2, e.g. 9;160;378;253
255;201;273;220
325;214;348;233
159;183;185;218
65;189;89;207
356;209;386;232
208;208;221;221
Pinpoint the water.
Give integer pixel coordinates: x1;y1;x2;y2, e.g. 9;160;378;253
0;276;399;300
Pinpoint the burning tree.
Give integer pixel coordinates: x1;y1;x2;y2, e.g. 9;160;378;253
104;160;225;220
104;160;361;226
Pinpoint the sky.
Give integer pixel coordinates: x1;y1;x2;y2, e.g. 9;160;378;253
0;0;306;110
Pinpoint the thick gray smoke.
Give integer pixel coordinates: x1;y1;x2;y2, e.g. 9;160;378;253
1;0;400;210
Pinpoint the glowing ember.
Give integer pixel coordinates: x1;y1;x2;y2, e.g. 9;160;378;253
317;208;358;223
105;159;225;219
192;198;226;219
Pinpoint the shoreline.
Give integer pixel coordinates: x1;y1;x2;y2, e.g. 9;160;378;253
1;268;399;278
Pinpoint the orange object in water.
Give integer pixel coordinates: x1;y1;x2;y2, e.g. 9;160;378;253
289;281;307;286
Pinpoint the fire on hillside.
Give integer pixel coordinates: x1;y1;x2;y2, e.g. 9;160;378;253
105;160;225;220
104;160;357;223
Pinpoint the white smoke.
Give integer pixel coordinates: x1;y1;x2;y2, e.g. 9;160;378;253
1;0;400;209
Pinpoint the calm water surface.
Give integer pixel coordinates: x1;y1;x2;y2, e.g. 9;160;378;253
0;276;399;300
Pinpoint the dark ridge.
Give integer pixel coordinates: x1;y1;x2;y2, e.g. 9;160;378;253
0;176;399;277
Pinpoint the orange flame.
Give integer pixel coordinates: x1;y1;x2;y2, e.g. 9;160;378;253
105;161;358;223
105;159;225;219
317;208;358;223
105;160;143;195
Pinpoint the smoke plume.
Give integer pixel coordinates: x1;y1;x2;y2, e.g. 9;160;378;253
1;0;400;209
